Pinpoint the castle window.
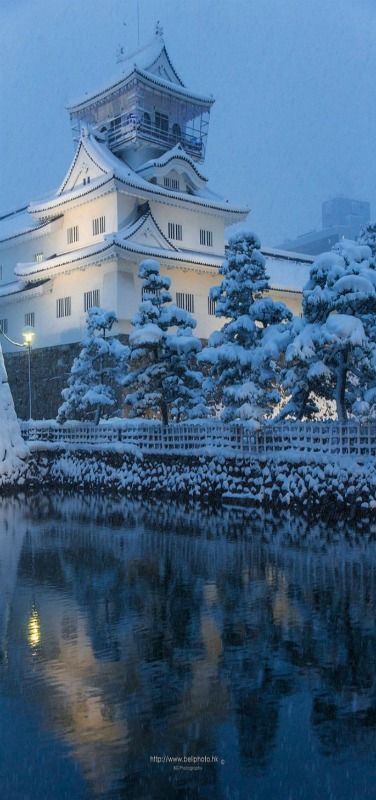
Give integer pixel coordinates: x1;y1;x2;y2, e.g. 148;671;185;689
0;319;8;335
172;123;181;143
67;226;79;244
155;111;169;137
84;289;100;312
34;253;44;263
56;297;72;318
92;216;106;236
164;176;180;191
168;222;182;241
176;292;194;313
25;312;35;327
200;229;213;247
143;111;151;129
208;296;217;316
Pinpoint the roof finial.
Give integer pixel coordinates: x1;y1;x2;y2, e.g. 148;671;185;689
116;21;127;64
155;20;163;39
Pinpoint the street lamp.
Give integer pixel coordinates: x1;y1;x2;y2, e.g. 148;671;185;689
0;325;35;420
22;327;35;420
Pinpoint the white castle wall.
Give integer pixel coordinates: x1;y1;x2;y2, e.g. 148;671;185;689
150;200;225;256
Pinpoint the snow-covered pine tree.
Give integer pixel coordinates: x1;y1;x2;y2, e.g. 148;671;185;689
199;231;292;425
57;307;129;425
358;222;376;261
282;240;376;421
0;347;29;483
124;258;206;424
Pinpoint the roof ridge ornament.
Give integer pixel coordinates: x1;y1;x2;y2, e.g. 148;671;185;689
116;20;128;64
155;20;163;39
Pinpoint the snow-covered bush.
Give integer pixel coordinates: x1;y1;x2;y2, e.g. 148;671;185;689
281;240;376;421
124;259;207;424
58;307;129;425
0;348;29;483
199;231;292;426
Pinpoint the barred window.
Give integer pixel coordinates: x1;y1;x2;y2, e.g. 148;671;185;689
168;222;183;241
200;229;213;247
208;296;217;316
67;226;79;244
176;292;194;313
92;216;106;236
25;312;35;327
56;296;72;318
164;176;180;191
0;318;8;334
34;253;44;263
84;289;100;312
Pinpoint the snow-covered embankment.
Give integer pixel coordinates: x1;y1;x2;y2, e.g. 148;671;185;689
25;446;376;517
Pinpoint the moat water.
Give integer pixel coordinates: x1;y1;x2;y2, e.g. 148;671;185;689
0;492;375;799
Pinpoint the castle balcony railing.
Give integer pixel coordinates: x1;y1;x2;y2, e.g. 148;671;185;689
20;420;376;460
105;117;204;160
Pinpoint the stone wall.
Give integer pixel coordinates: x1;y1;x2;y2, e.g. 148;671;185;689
24;447;376;518
4;343;81;420
4;335;130;420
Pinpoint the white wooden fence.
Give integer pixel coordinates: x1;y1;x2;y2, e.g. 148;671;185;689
20;420;376;458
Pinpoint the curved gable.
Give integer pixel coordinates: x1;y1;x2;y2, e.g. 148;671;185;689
146;45;185;86
137;144;208;192
57;136;108;195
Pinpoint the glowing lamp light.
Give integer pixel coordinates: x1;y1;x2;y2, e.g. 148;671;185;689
28;606;41;649
22;328;35;347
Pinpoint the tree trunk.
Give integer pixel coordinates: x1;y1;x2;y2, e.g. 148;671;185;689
94;405;101;426
297;390;309;420
335;351;348;422
160;399;169;426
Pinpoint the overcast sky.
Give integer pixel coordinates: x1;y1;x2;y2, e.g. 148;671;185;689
1;0;376;245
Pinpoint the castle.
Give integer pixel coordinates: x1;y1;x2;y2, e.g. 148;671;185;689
0;29;312;417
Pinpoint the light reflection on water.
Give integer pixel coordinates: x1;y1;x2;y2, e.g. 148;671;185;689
0;492;375;800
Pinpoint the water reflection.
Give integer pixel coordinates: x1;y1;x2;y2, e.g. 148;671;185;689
0;492;375;799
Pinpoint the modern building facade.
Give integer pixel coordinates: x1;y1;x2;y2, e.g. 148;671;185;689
278;197;371;256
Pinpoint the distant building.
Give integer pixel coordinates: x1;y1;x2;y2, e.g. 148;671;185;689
278;197;371;256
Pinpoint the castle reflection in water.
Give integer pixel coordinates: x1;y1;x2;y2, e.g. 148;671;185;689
0;493;375;800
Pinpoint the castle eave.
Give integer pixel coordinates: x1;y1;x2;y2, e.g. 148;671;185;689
0;279;50;304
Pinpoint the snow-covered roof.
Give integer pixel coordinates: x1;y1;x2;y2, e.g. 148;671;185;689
0;280;28;297
262;246;315;265
137;143;208;183
114;239;222;270
266;253;312;292
0;208;56;244
10;229;313;293
29;174;114;215
68;37;214;113
14;240;115;280
14;229;223;282
0;279;50;304
30;134;248;220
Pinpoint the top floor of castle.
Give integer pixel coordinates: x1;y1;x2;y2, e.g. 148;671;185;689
67;28;214;168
